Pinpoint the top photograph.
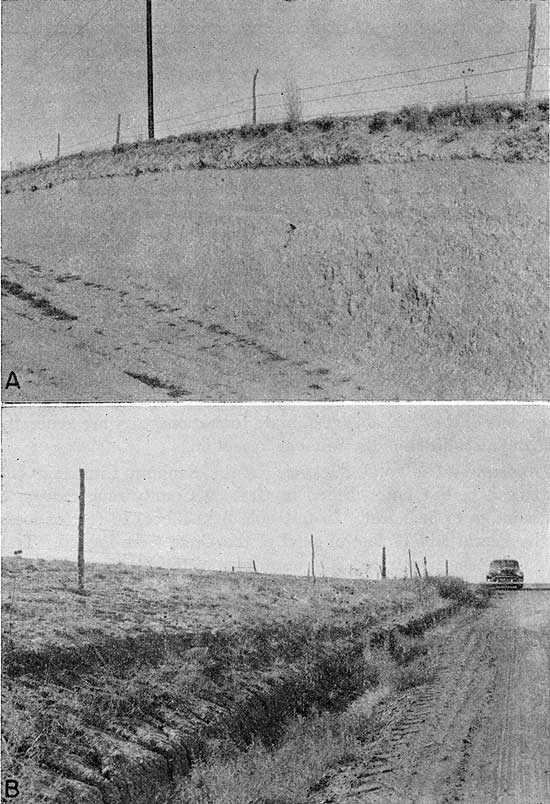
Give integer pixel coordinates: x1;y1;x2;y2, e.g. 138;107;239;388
2;0;548;403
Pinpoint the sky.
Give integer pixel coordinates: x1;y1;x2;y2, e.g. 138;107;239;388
2;404;548;583
2;0;549;168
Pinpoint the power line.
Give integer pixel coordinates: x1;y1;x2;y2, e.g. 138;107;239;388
37;0;112;64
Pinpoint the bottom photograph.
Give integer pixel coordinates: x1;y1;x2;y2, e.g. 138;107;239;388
1;404;549;804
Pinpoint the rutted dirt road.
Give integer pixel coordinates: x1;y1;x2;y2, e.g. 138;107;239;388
310;592;550;804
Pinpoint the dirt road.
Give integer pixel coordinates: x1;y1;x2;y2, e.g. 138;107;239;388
310;592;550;804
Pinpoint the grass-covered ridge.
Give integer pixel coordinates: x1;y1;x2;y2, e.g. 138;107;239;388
3;98;548;194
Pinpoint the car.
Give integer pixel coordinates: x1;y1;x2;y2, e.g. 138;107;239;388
485;558;524;590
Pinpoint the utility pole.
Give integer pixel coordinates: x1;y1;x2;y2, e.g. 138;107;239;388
310;533;315;585
252;68;259;125
78;468;85;594
525;3;537;107
381;546;386;579
146;0;155;139
408;549;413;580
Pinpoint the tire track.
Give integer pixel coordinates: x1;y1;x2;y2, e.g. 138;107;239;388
309;596;550;804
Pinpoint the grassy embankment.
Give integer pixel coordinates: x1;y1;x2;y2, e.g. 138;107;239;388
1;558;488;803
2;99;548;193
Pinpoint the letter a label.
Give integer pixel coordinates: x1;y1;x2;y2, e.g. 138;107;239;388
5;371;21;390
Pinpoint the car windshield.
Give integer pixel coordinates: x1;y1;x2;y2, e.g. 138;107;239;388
490;560;519;571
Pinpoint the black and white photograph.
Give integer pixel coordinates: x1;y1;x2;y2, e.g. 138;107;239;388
1;0;548;401
1;1;549;803
2;404;549;802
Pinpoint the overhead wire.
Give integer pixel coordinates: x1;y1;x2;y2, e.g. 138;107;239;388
157;63;545;133
255;65;531;113
155;48;532;127
40;0;112;63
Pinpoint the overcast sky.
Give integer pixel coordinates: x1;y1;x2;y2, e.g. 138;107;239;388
2;0;548;167
2;405;548;583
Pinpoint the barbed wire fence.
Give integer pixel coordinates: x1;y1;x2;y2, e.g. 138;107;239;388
4;47;548;171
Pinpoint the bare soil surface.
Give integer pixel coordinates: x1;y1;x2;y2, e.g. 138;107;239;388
309;591;550;804
1;256;348;402
2;162;548;401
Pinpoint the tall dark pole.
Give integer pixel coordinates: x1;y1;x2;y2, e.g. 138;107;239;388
146;0;155;139
525;3;537;107
381;546;386;579
78;469;85;593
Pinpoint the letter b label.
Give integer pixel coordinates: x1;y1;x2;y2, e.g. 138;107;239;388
4;779;20;798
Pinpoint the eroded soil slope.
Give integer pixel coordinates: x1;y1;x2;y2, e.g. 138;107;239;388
3;162;548;401
2;559;461;804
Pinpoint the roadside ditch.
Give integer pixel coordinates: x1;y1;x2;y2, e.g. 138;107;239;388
3;585;487;804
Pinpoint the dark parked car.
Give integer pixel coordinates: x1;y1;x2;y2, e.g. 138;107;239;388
485;559;524;590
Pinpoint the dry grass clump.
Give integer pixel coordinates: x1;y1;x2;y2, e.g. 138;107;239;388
178;693;386;804
427;576;490;608
393;656;437;691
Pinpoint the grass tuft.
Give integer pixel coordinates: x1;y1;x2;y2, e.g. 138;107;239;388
427;576;490;608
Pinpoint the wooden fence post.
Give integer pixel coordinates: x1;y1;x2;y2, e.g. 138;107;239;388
77;468;85;593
